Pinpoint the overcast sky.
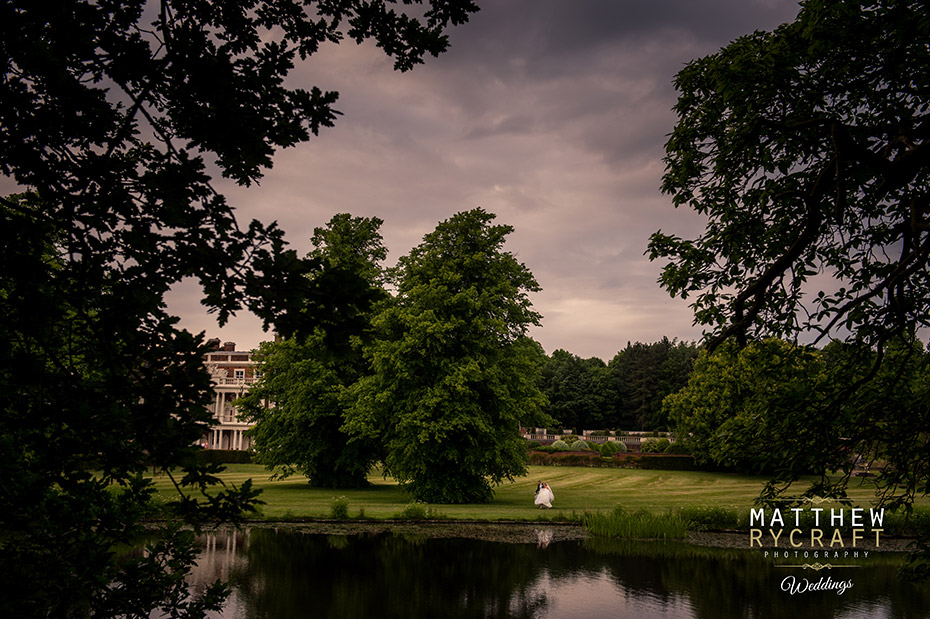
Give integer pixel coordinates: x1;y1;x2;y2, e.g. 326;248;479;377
165;0;803;361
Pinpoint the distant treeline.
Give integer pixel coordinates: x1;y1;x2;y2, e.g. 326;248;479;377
539;337;699;432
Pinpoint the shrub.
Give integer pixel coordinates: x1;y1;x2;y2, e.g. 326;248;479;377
330;496;350;520
550;439;570;451
526;440;541;450
600;441;622;455
399;502;428;519
561;435;579;445
599;440;630;456
571;440;591;451
665;440;692;455
640;438;671;453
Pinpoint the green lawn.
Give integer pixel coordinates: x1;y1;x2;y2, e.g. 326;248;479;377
150;464;917;522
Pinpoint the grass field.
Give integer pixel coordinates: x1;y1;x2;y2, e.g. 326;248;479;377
150;464;922;523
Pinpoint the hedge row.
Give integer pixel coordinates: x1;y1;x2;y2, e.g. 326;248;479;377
632;454;698;471
528;450;697;471
197;449;253;464
195;448;693;470
529;451;606;467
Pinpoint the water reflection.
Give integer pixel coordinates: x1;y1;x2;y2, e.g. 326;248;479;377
191;528;930;619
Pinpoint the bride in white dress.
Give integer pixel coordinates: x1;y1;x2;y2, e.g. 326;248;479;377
534;481;554;509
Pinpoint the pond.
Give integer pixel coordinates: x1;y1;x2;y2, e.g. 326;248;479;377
189;525;930;619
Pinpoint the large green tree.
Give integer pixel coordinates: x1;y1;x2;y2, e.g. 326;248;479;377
238;214;387;488
539;350;612;432
648;0;930;575
663;339;833;474
347;208;550;503
606;338;699;431
0;1;477;615
665;337;930;515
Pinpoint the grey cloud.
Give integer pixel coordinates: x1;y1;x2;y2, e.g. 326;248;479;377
161;0;803;359
442;0;800;77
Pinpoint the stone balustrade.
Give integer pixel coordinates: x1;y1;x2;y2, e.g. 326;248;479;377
522;430;675;448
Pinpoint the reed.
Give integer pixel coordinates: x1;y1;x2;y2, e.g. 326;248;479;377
675;505;744;531
584;507;688;539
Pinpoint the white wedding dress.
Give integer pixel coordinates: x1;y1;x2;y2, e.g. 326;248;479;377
534;485;554;508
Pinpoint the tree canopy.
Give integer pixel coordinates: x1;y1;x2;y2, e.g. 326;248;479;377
0;0;478;615
649;0;930;352
238;215;387;488
665;338;930;527
607;338;699;431
664;339;833;475
539;350;611;432
347;208;550;503
537;339;698;433
649;0;930;577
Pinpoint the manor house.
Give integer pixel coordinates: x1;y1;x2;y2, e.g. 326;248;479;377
202;339;257;451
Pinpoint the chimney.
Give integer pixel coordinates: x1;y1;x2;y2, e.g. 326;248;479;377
223;341;236;352
206;338;221;351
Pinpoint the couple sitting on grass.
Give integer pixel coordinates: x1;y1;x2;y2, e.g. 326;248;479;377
534;481;554;509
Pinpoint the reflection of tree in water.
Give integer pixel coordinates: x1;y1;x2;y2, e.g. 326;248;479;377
229;529;550;619
205;529;930;619
583;538;930;619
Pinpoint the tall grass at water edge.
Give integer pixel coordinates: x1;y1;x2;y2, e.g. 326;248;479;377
584;505;745;539
584;504;930;539
584;507;689;540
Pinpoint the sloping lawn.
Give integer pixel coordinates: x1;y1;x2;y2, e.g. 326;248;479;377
149;464;912;522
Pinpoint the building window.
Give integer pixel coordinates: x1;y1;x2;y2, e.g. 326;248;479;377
234;369;245;379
